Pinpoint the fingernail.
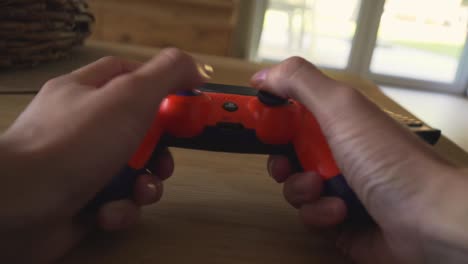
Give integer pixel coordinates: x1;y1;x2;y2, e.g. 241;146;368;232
196;62;214;80
147;183;157;193
252;69;269;86
145;182;161;202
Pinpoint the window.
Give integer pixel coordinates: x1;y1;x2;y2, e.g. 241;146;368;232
371;0;468;84
256;0;361;69
251;0;468;94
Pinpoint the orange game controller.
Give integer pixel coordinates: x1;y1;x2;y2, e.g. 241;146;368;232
87;83;370;223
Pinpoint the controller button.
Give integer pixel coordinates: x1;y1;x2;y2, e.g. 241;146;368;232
223;101;238;112
176;90;201;96
257;90;288;106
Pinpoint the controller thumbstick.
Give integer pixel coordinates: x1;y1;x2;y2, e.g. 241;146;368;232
257;90;288;106
176;90;201;96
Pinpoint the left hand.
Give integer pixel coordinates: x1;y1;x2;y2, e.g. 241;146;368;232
0;49;206;263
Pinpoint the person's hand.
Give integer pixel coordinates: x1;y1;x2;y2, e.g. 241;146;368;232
250;57;468;263
0;49;207;263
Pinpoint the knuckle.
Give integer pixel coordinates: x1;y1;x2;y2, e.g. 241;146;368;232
282;56;310;72
275;56;311;81
285;57;316;77
42;76;67;91
158;48;191;66
98;56;123;65
269;56;316;97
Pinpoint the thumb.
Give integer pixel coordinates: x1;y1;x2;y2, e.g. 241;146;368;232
250;57;451;225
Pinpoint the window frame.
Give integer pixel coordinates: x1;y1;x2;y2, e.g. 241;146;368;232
249;0;468;95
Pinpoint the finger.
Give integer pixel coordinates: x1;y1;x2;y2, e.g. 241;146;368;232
70;56;143;87
267;155;292;183
77;49;209;193
97;200;141;231
300;197;347;227
250;57;450;224
283;172;322;208
103;48;209;104
146;147;174;181
133;174;163;206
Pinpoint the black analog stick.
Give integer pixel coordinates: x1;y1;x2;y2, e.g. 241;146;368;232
257;90;288;106
176;90;201;96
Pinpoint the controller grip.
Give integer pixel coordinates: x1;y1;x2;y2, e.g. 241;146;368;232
85;165;145;211
286;150;373;224
323;175;373;224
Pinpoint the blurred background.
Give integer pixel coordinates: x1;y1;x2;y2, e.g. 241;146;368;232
87;0;468;95
85;0;468;150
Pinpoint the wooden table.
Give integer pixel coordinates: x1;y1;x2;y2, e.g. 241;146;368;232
1;41;467;264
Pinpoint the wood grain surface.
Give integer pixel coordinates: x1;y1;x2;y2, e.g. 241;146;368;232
0;41;467;264
87;0;240;56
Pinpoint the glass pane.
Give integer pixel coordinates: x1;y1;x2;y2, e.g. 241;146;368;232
257;0;361;68
370;0;468;83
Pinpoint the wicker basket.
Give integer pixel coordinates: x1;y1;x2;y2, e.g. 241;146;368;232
0;0;94;69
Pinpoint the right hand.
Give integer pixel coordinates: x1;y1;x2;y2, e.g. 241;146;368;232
250;57;468;264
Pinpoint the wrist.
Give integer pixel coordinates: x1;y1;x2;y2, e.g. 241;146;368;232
418;167;468;262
